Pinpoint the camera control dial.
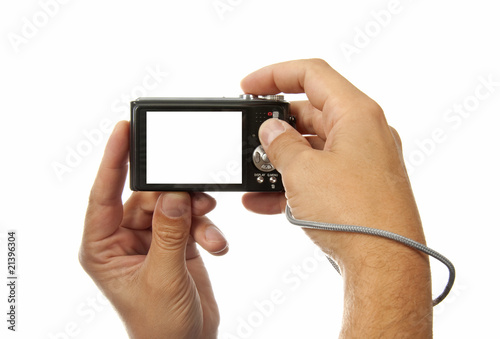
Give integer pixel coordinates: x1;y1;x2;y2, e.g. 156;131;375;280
239;94;256;100
239;94;285;101
261;95;285;101
253;145;275;172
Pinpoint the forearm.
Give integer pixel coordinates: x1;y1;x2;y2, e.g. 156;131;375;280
339;240;432;338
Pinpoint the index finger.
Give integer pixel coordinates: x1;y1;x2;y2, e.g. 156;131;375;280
240;59;375;128
83;120;130;242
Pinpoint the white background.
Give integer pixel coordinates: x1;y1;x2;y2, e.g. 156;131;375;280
146;111;242;184
1;0;499;338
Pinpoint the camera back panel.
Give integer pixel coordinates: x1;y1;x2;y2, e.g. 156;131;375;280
130;96;293;192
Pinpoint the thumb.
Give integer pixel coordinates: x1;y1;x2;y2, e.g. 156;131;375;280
146;192;192;276
259;118;311;173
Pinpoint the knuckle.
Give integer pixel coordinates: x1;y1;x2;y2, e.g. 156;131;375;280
267;138;293;169
267;132;311;169
152;223;190;252
363;99;385;118
305;58;331;77
389;126;403;147
78;243;95;272
293;148;317;166
307;58;329;68
78;247;87;267
348;98;388;129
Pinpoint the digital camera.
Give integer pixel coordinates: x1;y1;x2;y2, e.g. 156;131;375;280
130;95;295;192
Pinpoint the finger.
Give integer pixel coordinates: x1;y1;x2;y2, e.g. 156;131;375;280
190;192;217;216
121;192;216;231
289;102;327;149
305;135;326;150
84;121;130;242
241;59;375;126
185;235;201;261
122;192;161;230
145;192;192;275
290;100;327;139
259;118;313;175
241;192;287;215
190;215;228;256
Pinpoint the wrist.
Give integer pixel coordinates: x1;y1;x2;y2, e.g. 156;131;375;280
338;238;433;338
336;227;429;269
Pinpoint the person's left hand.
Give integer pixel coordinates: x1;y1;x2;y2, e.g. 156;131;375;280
79;121;228;339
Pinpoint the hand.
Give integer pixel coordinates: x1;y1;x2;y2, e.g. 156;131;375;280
241;59;432;337
79;121;228;339
241;59;425;267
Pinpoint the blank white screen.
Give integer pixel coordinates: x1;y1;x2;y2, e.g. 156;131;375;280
146;111;242;184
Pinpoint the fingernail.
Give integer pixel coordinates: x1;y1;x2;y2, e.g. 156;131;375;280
161;193;188;217
205;225;226;243
259;119;286;148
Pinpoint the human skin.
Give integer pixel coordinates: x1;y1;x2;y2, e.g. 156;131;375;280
241;59;432;338
80;58;432;339
79;121;228;339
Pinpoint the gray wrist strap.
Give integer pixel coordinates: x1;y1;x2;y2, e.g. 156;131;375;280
285;204;455;306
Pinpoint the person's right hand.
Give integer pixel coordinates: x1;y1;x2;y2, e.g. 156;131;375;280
241;59;426;267
241;59;432;337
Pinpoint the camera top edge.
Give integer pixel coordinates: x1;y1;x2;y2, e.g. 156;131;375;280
132;94;288;104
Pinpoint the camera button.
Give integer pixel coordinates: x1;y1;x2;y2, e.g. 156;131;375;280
239;94;256;100
253;145;275;172
257;176;264;184
260;95;285;101
269;177;277;184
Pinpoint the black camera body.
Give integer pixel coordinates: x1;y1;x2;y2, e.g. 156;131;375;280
130;95;294;192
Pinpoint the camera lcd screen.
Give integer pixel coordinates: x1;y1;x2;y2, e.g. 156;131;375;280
146;111;243;184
